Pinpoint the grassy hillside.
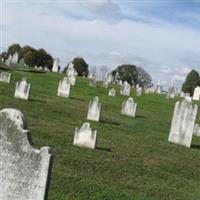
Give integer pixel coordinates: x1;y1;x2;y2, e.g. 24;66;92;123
1;65;200;200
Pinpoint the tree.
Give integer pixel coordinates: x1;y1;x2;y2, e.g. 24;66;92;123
7;44;21;56
112;64;138;85
72;57;89;76
137;66;153;87
182;69;200;96
23;51;36;67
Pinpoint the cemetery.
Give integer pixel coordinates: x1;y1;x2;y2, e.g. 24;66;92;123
0;60;200;200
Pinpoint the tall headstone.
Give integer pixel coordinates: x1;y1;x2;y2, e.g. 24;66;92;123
66;63;77;86
168;99;198;148
108;88;116;96
121;97;137;117
89;78;96;87
14;78;30;100
11;52;19;64
87;96;101;122
52;58;59;72
136;87;142;96
57;77;70;98
0;72;11;83
5;55;12;66
0;108;51;200
73;122;97;149
193;86;200;101
120;81;131;96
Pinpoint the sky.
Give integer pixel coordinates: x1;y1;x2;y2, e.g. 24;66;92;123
1;0;200;87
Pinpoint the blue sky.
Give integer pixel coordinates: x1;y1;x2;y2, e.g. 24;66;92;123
1;0;200;87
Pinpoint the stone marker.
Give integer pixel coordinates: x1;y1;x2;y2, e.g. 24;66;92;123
52;58;59;72
66;63;77;86
87;96;101;121
73;122;97;149
193;124;200;137
57;77;70;98
44;67;50;72
108;88;116;96
136;87;142;96
14;78;30;100
168;99;198;148
11;52;19;64
193;86;200;101
0;72;11;83
0;108;51;200
89;78;96;87
120;81;131;96
5;55;12;66
121;97;137;117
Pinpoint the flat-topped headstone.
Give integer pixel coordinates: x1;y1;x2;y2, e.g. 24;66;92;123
57;77;70;98
52;58;59;72
168;99;198;147
120;81;131;96
0;72;11;83
73;122;97;149
0;108;51;200
87;96;101;121
193;86;200;101
14;78;30;100
193;124;200;137
108;88;116;96
121;97;137;117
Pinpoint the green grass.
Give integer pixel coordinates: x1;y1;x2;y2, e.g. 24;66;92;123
1;64;200;200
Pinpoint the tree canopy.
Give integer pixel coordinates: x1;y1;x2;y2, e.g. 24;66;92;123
182;69;200;96
72;57;89;76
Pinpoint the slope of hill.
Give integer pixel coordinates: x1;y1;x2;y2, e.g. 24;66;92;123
0;66;200;200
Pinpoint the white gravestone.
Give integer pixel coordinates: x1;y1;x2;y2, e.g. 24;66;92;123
52;58;59;72
193;86;200;101
11;52;19;64
66;63;77;86
89;78;96;87
0;72;11;83
193;124;200;137
168;99;198;148
120;81;131;96
87;96;101;122
136;87;142;96
108;88;116;96
14;78;30;100
57;77;70;98
73;122;97;149
5;55;12;66
121;97;137;117
0;108;51;200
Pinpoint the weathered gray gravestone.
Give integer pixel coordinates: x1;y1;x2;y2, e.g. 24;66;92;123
108;88;116;96
121;97;137;117
193;86;200;101
120;81;131;96
168;99;198;148
87;96;101;121
0;72;11;83
0;108;51;200
52;58;59;72
73;122;97;149
136;87;142;96
193;124;200;137
14;78;30;100
57;77;70;98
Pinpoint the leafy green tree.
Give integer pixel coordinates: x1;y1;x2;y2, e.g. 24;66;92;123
7;44;21;56
112;64;138;85
182;69;200;96
23;51;36;67
72;57;89;76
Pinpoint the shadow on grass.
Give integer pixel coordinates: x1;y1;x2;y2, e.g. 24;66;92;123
191;144;200;149
99;119;120;126
96;146;112;152
29;98;47;103
70;96;87;102
136;115;147;119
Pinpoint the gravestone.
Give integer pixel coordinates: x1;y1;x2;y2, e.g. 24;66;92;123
38;66;43;71
0;108;51;200
193;86;200;101
121;97;137;117
44;67;50;72
108;88;116;96
11;52;19;64
89;78;96;87
136;87;142;96
87;96;101;121
0;72;11;83
57;77;70;98
180;91;185;97
14;78;30;100
66;63;77;86
73;122;97;149
193;124;200;137
5;55;12;66
52;58;59;72
103;78;109;88
87;72;94;79
168;99;198;147
144;87;155;94
120;81;131;96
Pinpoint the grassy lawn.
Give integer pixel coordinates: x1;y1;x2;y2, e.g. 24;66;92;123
1;65;200;200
